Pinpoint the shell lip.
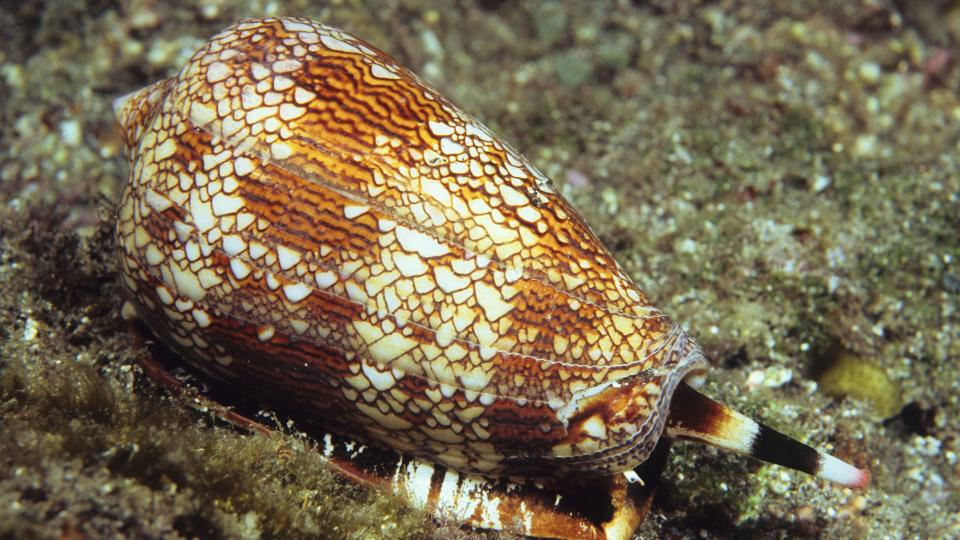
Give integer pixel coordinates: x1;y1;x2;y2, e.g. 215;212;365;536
546;329;710;475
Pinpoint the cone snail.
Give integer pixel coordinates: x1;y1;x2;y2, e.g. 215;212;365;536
114;17;869;539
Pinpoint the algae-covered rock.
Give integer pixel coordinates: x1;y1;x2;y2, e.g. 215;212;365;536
818;350;902;418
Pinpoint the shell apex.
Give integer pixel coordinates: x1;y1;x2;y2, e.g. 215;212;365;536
114;78;172;154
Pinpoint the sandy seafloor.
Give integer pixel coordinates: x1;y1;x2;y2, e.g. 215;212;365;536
0;1;958;538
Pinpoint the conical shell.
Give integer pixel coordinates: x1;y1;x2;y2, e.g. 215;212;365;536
115;17;707;478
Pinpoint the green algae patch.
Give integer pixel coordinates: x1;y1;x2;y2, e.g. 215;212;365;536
817;350;902;418
0;344;439;540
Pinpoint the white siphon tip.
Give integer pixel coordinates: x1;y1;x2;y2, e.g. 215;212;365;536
818;452;871;488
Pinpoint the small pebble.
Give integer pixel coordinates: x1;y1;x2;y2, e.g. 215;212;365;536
813;174;831;192
746;370;765;389
912;435;942;457
534;1;568;46
858;61;881;83
565;169;591;189
22;317;39;341
60;120;83;147
853;134;877;157
554;50;592;87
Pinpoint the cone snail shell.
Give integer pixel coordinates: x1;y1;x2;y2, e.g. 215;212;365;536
114;16;869;536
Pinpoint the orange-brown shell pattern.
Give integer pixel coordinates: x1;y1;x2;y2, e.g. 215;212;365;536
115;17;708;478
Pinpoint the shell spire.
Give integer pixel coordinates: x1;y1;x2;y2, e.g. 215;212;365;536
113;78;174;159
665;382;871;488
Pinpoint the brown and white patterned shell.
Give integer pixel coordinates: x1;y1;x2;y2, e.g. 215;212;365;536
114;17;708;480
